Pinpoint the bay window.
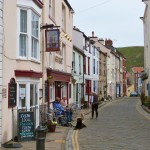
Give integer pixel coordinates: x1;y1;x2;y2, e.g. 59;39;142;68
19;10;27;57
31;12;39;59
19;8;40;61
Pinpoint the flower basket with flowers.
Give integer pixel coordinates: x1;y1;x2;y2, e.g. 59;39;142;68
44;118;57;132
47;76;55;85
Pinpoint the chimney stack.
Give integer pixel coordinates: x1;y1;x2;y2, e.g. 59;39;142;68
92;31;94;37
105;39;113;47
98;38;104;45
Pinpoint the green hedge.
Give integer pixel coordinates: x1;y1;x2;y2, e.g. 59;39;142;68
140;92;150;107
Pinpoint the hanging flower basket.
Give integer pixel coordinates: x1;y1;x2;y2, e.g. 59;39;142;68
81;82;85;87
47;76;55;84
140;72;148;81
72;78;76;84
44;120;57;132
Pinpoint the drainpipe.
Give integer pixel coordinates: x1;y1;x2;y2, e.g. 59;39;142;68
42;0;45;105
83;54;85;100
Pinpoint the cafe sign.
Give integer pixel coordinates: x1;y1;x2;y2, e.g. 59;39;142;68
45;29;60;52
8;78;17;108
18;111;35;141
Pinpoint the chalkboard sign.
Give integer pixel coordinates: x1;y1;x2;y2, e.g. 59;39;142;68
18;111;35;141
8;78;17;108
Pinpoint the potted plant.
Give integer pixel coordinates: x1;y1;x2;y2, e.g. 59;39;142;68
140;92;146;105
44;119;57;132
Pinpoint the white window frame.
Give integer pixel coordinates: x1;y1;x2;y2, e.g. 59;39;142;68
17;7;40;62
79;55;81;74
62;4;66;31
49;0;55;19
17;79;39;109
17;78;40;126
49;52;53;68
49;0;52;17
49;85;54;101
62;43;65;71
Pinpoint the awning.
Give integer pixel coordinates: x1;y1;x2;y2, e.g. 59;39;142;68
47;68;71;82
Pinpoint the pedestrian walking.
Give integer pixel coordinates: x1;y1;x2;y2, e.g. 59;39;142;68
90;92;99;119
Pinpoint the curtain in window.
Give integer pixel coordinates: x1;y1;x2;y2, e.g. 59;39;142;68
31;12;39;59
20;10;27;57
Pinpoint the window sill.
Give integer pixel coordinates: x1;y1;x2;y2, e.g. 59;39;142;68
16;58;40;64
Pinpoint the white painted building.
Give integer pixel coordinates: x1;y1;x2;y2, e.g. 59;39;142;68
91;44;99;94
0;0;3;146
72;28;84;104
89;35;111;99
1;0;74;145
41;0;74;106
2;0;43;144
142;0;150;96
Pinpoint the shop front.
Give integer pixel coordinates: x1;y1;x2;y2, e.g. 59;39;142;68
47;69;71;107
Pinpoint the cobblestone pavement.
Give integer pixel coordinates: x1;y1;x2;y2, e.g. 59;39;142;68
78;97;150;150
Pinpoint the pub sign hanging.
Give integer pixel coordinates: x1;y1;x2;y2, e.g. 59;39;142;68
45;29;60;52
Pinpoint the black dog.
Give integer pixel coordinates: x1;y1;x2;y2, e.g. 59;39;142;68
74;118;86;130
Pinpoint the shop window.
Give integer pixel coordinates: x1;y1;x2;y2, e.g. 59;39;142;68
61;83;67;98
50;85;54;101
30;84;38;106
19;84;26;107
18;82;39;108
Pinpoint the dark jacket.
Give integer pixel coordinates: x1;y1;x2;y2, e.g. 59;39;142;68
93;93;99;105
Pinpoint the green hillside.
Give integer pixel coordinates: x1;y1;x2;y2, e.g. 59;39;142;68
117;46;144;72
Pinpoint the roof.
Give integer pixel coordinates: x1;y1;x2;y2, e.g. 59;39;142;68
64;0;74;12
132;67;144;73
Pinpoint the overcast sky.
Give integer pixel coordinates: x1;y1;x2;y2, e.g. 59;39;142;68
69;0;145;48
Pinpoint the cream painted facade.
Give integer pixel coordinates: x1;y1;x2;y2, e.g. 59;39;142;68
1;0;74;145
108;52;116;99
142;1;150;96
2;0;43;144
42;0;73;105
0;0;3;146
99;50;107;99
127;84;134;97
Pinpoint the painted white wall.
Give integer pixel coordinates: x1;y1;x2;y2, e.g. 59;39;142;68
143;1;150;96
0;0;3;146
91;45;99;94
2;0;42;144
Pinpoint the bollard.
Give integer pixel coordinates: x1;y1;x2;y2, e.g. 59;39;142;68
35;125;47;150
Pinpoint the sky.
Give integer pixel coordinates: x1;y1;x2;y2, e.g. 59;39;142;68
68;0;146;48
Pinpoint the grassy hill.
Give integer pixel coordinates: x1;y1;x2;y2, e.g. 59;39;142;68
117;46;144;72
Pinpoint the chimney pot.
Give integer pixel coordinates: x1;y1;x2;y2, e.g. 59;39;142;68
92;31;94;37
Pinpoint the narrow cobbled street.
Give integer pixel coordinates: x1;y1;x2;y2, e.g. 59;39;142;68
78;98;150;150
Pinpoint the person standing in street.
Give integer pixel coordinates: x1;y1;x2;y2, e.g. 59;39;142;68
90;92;99;119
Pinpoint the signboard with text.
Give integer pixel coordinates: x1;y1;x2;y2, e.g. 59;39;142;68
18;111;35;141
45;29;60;52
8;78;17;108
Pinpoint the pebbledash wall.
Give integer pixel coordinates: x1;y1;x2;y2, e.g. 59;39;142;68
0;0;3;146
